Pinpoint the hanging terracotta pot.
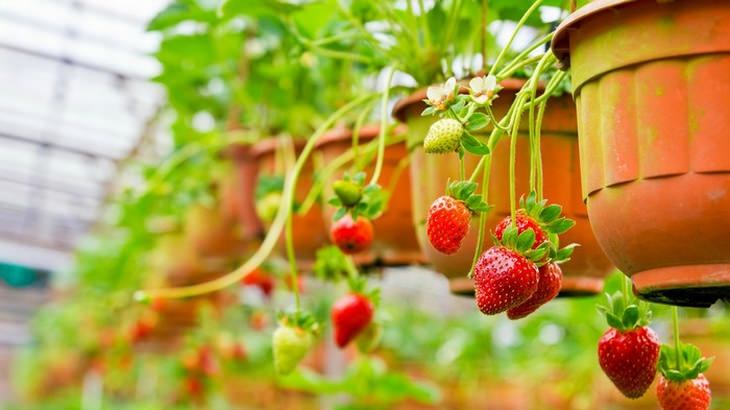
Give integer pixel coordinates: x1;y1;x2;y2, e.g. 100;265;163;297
184;202;241;261
393;79;613;296
552;0;730;307
220;143;262;241
315;124;425;266
252;138;328;271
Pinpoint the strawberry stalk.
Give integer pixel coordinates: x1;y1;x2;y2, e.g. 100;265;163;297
368;66;395;186
134;93;378;300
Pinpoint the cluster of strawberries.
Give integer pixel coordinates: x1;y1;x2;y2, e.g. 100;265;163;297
427;189;574;319
597;291;713;410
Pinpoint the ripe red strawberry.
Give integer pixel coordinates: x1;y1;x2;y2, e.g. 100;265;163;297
656;340;713;410
331;293;374;348
598;327;660;398
426;195;471;254
330;214;373;254
507;262;562;319
657;373;711;410
473;246;539;315
495;210;548;250
597;289;661;399
242;269;274;296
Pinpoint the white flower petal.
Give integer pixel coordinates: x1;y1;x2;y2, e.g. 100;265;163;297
472;94;488;104
485;75;498;91
426;86;441;102
445;77;456;92
469;77;483;93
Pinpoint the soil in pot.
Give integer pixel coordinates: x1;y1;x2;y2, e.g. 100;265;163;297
393;79;613;296
552;0;730;307
315;124;425;266
252;137;329;272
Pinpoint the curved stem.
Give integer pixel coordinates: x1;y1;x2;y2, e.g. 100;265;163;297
488;0;545;76
351;101;375;171
481;0;489;72
369;67;395;186
508;95;525;225
535;97;548;200
284;211;300;312
133;94;378;300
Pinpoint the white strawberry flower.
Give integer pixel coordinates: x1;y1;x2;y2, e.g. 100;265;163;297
426;77;457;110
469;74;499;105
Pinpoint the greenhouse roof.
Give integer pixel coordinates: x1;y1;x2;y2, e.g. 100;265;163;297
0;0;168;271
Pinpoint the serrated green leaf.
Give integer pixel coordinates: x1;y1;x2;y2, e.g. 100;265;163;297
465;112;490;132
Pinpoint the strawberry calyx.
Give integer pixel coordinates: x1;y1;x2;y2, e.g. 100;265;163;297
597;290;652;332
658;342;714;383
329;171;385;221
446;180;491;215
493;224;551;263
346;276;380;307
277;310;320;336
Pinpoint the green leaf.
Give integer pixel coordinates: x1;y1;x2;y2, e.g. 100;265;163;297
333;207;347;221
421;106;437;117
516;229;536;253
606;313;623;329
622;305;639;328
547;218;575;234
465;112;489;132
539;204;562;223
461;133;490;155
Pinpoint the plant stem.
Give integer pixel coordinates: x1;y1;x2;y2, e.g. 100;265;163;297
284;211;300;312
535;98;547;200
508;94;525;225
673;306;683;369
496;33;553;79
133;94;378;300
469;152;492;278
459;153;465;181
621;275;630;306
369;67;395;186
489;0;545;76
481;0;489;72
351;101;375;171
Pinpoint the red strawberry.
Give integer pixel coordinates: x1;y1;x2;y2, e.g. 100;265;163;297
330;215;373;254
657;374;711;410
656;340;713;410
185;376;203;397
426;195;471;254
507;262;562;319
495;210;548;250
331;293;374;348
598;326;660;398
473;246;539;315
242;269;275;296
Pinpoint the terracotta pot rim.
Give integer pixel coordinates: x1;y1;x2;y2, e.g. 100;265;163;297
552;0;640;69
251;137;307;158
391;78;530;123
314;123;408;149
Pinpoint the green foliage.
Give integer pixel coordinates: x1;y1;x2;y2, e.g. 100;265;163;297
658;342;713;382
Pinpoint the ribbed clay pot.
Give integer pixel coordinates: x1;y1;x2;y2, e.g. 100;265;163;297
552;0;730;307
184;203;241;260
220;143;262;241
393;79;613;296
315;124;424;266
252;138;328;271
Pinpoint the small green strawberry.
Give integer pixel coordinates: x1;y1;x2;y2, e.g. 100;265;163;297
333;180;362;207
424;118;463;154
272;312;318;375
356;322;383;353
256;192;281;223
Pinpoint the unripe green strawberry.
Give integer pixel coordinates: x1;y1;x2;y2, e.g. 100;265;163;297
356;322;382;353
333;180;361;207
272;324;313;375
424;118;463;154
256;192;281;223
